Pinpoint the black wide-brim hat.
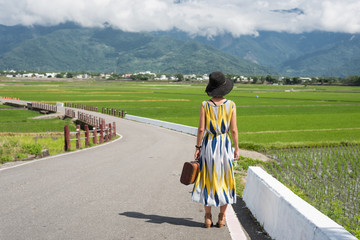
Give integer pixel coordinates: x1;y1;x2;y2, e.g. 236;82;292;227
205;72;234;97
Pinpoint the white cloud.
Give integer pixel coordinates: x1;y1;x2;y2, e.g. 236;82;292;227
0;0;360;36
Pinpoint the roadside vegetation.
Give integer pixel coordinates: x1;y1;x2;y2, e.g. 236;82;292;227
0;109;75;164
1;78;359;237
0;104;11;108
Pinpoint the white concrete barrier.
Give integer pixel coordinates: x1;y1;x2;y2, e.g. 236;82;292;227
243;166;357;240
56;102;64;107
125;114;197;136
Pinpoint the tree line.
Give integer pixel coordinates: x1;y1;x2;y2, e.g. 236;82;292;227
1;70;360;86
226;74;360;86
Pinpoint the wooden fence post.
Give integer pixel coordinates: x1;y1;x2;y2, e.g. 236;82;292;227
76;125;81;149
93;126;97;145
104;127;108;142
85;125;90;147
108;123;112;140
113;122;116;137
100;124;104;144
64;125;71;151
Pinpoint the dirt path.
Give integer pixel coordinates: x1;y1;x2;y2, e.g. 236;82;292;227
238;149;270;161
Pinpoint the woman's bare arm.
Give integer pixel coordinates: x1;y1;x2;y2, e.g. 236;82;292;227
230;103;239;160
195;103;205;160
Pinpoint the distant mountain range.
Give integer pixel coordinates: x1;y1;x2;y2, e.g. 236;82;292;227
0;22;359;77
156;30;360;77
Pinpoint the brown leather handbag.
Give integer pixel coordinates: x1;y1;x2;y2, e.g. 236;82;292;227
180;161;200;185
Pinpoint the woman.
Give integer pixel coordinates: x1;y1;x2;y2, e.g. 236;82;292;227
192;71;239;228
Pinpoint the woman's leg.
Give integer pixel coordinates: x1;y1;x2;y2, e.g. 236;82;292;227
204;206;212;228
205;205;212;214
217;204;227;228
220;204;227;214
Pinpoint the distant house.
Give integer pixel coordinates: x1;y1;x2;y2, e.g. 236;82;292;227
202;74;209;80
159;75;168;80
299;77;312;83
35;73;46;78
238;76;253;83
23;73;33;78
46;73;57;78
183;74;194;80
76;74;89;79
138;71;156;77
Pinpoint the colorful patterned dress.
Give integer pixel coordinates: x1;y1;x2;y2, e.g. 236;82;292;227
192;100;236;207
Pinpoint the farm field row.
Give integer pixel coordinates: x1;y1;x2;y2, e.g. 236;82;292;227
265;145;360;236
1;80;360;145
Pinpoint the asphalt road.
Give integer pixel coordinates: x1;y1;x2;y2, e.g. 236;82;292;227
0;108;234;240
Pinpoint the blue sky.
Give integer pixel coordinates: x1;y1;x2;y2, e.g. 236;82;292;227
1;0;360;37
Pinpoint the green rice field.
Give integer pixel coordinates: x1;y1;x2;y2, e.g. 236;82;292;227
0;109;75;133
1;79;360;145
0;104;11;108
265;145;360;235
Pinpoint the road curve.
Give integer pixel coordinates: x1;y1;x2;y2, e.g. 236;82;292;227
0;107;236;240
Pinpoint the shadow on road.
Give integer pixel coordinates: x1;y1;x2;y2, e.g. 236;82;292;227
119;211;203;228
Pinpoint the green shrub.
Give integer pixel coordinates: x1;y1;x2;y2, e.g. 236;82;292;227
3;139;19;148
21;143;42;155
16;153;27;160
353;228;360;239
0;155;12;163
